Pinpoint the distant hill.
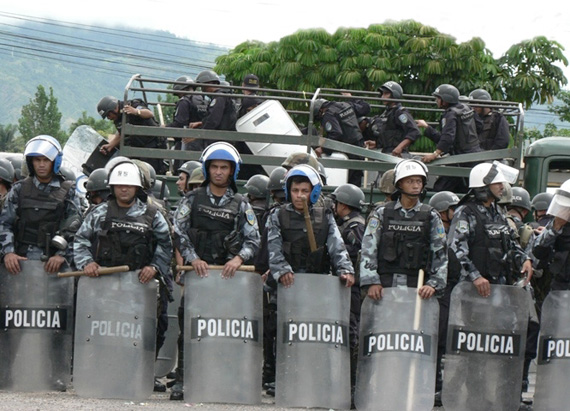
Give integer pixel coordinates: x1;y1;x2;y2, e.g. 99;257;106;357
0;20;228;130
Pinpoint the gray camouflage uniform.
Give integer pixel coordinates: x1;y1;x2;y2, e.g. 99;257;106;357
359;199;447;293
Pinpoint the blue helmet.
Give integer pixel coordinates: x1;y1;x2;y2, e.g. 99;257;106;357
24;135;63;175
200;142;242;181
283;164;322;204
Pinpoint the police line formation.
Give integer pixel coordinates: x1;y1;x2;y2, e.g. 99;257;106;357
0;71;569;411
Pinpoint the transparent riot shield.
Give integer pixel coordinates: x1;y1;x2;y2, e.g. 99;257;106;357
73;271;157;401
155;284;181;378
275;273;351;409
355;287;439;411
442;282;528;411
184;269;263;405
534;290;570;410
0;260;74;391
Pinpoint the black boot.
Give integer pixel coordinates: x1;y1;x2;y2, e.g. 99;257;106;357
170;381;184;400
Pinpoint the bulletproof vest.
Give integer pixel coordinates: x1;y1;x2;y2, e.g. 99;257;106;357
447;104;480;154
189;187;242;264
95;199;157;270
115;99;166;149
338;213;365;268
16;177;73;256
478;111;502;150
278;204;331;273
206;92;237;131
370;105;407;149
249;199;267;228
377;201;431;277
183;94;208;122
326;102;363;145
465;202;511;283
548;223;570;285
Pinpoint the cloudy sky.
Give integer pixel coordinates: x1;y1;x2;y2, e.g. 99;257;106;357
1;0;569;82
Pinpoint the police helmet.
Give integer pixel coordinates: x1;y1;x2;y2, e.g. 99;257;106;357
58;166;76;181
187;167;205;186
331;184;365;210
312;98;327;118
429;191;460;212
379;81;403;99
548;179;570;219
283;164;322;205
108;161;143;187
143;161;156;188
317;162;327;185
497;182;513;205
131;159;153;190
379;169;396;195
173;76;195;91
200;142;241;181
24;135;63;175
178;160;201;177
97;96;119;118
469;88;492;101
245;174;270;199
0;158;15;184
85;168;109;192
510;187;532;212
195;70;220;85
6;155;23;180
432;84;460;105
469;163;508;188
394;159;428;186
281;152;320;171
152;180;171;200
531;192;554;211
268;166;287;192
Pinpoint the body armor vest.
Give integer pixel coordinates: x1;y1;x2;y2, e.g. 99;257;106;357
479;111;502;150
548;223;570;288
371;105;407;149
96;199;157;270
326;102;363;145
447;104;480;154
16;177;73;256
465;202;511;283
377;202;431;278
278;205;331;273
189;187;242;264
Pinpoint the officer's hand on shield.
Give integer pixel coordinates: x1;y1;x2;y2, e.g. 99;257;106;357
339;273;354;288
84;261;101;277
44;255;65;274
192;258;209;278
279;272;294;288
222;255;243;279
139;265;157;284
473;276;491;298
418;285;436;299
520;259;534;285
367;284;383;300
3;252;27;275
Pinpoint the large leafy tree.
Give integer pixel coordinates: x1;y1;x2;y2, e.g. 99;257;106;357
548;90;570;123
18;85;67;144
0;124;18;152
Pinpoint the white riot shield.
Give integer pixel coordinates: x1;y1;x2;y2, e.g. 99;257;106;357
184;270;263;405
355;287;439;411
442;282;528;411
276;274;351;409
154;284;181;378
62;125;118;177
0;261;74;391
73;271;157;401
534;290;570;410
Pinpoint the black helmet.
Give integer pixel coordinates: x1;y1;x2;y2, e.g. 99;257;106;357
59;166;76;181
433;84;460;104
429;191;460;212
469;88;491;101
0;158;15;184
244;174;270;199
173;76;195;91
97;96;119;118
196;70;220;85
531;192;554;211
268;166;287;191
281;152;320;170
510;187;532;212
312;98;327;118
85;168;109;192
152;180;170;200
331;184;365;210
178;160;201;177
378;169;395;195
6;155;23;180
379;81;403;99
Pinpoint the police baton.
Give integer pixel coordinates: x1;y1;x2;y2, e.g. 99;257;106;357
57;265;130;278
176;265;256;273
301;196;318;252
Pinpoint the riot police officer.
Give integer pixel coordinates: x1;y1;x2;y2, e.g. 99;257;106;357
532;192;554;228
244;174;270;228
0;158;15;208
360;159;447;299
364;81;421;158
468;88;510;151
84;168;110;212
190;70;237;132
175;160;201;196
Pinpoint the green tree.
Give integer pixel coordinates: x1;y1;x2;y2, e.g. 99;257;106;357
18;85;67;144
548;90;570;123
0;124;18;152
69;111;116;137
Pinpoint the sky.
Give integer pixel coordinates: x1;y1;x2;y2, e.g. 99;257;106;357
1;0;569;82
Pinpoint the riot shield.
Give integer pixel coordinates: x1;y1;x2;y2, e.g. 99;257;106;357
534;290;570;410
442;282;528;411
184;269;263;405
0;260;74;391
73;270;157;401
154;284;181;378
62;125;118;177
355;287;439;411
275;273;351;409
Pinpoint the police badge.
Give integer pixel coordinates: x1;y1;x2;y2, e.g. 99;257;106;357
245;209;256;226
398;114;408;124
325;122;333;132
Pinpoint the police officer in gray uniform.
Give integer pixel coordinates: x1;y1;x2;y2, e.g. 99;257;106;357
0;158;15;208
171;142;260;400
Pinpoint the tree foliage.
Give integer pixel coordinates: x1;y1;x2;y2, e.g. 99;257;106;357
18;85;67;144
214;21;568;109
68;111;116;137
0;124;20;152
548;90;570;123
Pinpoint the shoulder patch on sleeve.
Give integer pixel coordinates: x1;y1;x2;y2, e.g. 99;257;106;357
436;225;445;237
245;209;256;226
210;98;217;107
457;220;469;234
367;217;380;231
325;122;333;132
177;204;190;219
398;113;408;124
441;118;447;128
